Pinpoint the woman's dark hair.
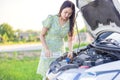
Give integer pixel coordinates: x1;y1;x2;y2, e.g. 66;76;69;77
58;0;75;36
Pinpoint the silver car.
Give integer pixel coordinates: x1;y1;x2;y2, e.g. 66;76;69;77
46;0;120;80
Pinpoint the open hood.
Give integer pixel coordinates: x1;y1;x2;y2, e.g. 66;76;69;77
76;0;120;38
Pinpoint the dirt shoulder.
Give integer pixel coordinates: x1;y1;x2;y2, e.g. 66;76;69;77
0;51;41;60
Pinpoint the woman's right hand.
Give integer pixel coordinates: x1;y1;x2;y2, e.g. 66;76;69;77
45;49;52;58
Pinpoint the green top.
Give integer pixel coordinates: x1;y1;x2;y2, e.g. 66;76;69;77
42;15;70;53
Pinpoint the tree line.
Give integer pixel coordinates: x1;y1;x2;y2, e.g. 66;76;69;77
0;23;40;44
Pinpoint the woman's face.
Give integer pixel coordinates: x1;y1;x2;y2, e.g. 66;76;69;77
60;7;73;21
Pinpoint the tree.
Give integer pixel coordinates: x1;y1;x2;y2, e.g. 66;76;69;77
0;23;15;41
2;33;9;43
14;29;23;42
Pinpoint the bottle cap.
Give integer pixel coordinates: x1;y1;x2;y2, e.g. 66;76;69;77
66;57;70;63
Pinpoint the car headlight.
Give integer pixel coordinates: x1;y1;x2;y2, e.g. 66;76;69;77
79;72;96;80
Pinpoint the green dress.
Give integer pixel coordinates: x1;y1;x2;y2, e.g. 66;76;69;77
37;15;70;78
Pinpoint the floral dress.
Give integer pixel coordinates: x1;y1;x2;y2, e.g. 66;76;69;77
37;15;70;78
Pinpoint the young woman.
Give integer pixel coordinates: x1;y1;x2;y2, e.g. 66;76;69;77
37;1;75;80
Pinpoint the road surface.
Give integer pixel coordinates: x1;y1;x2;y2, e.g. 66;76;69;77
0;44;42;52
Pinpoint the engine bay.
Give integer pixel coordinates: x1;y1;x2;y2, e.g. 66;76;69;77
48;32;120;74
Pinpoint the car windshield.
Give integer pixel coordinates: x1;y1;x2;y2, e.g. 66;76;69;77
105;33;120;43
98;32;120;47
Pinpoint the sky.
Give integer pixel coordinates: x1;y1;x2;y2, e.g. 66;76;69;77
0;0;85;31
2;0;120;31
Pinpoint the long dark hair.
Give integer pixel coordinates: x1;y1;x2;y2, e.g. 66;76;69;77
58;0;75;36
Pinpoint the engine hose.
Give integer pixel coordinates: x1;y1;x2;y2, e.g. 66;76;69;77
90;43;120;59
90;43;120;51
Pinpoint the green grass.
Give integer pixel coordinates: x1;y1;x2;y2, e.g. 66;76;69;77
66;42;89;51
0;42;41;46
73;42;89;49
0;58;42;80
0;42;89;80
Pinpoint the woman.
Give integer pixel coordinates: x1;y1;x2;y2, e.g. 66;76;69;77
37;1;75;80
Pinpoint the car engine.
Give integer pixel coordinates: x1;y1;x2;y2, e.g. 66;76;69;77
48;32;120;74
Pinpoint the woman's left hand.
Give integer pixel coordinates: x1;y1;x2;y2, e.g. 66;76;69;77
67;52;73;59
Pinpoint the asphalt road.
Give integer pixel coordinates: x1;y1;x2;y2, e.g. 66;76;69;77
0;44;42;52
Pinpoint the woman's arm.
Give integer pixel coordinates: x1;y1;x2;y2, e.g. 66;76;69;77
67;35;73;59
40;27;52;57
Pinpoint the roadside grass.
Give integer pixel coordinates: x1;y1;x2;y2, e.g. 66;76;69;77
0;42;89;80
73;42;89;49
0;57;42;80
66;42;89;51
0;42;41;46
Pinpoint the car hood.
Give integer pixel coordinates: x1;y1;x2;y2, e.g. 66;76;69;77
80;61;120;80
76;0;120;38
